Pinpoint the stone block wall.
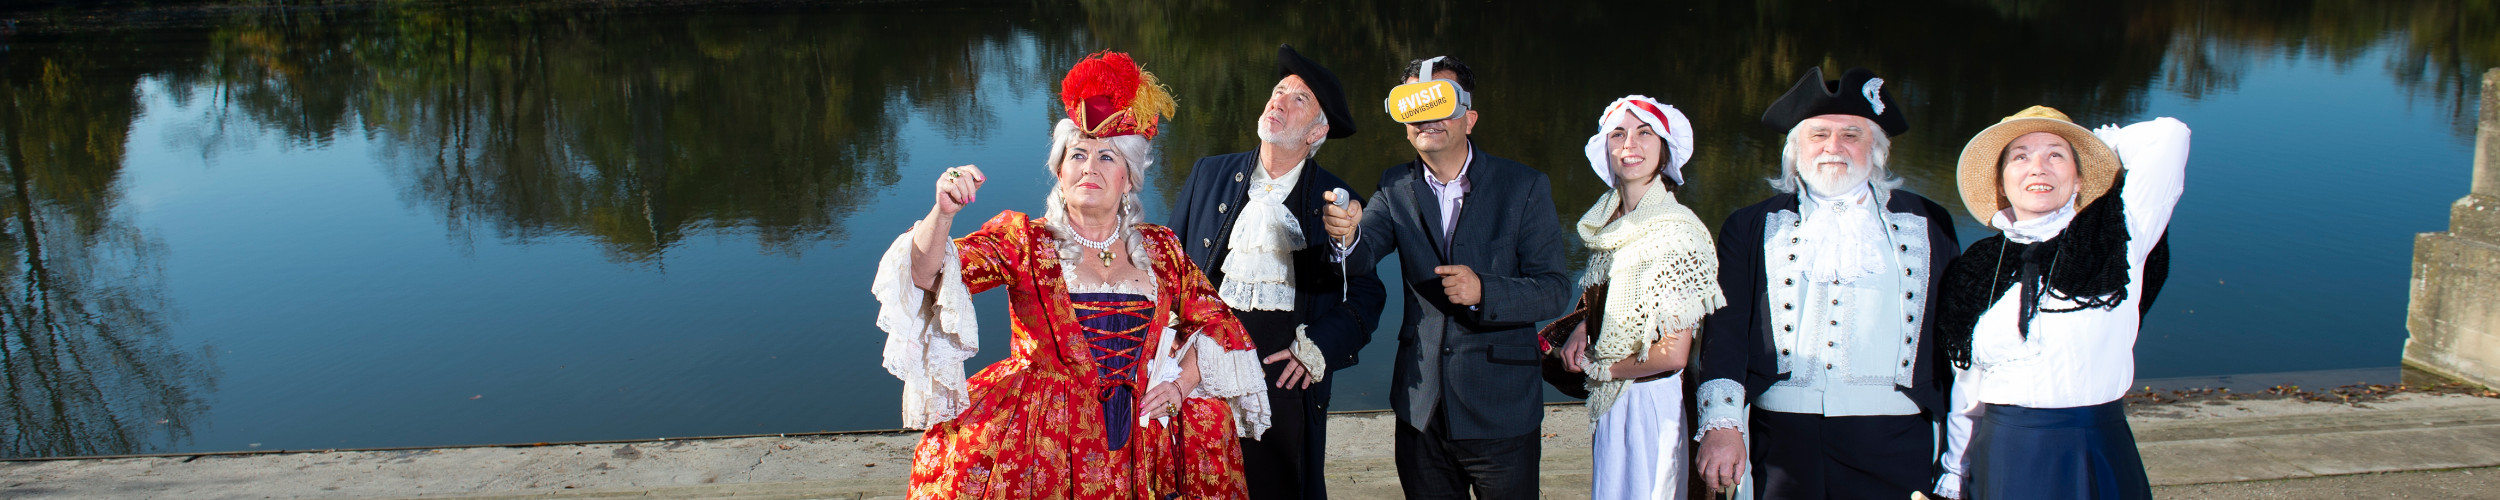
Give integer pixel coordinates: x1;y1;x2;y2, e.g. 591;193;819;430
2405;67;2500;390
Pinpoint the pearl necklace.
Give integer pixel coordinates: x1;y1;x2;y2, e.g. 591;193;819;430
1069;224;1121;268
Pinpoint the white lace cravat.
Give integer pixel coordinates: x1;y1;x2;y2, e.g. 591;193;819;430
1219;166;1306;311
1795;182;1887;284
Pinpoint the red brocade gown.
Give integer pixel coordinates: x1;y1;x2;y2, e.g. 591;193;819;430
872;211;1264;500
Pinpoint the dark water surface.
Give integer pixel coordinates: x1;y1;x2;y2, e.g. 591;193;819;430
1;0;2490;457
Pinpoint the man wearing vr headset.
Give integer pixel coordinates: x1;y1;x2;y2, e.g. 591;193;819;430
1168;44;1388;500
1322;56;1572;499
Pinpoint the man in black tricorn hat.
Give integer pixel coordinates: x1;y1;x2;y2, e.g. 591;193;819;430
1167;43;1386;500
1690;67;1961;499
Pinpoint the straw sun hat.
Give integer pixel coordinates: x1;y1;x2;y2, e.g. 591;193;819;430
1955;105;2120;228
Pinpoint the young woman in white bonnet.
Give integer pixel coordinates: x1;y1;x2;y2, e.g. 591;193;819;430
1543;95;1726;500
1929;106;2189;499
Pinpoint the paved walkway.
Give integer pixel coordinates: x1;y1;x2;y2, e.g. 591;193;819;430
5;393;2497;499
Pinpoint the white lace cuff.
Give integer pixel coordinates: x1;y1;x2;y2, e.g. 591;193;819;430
1934;472;1965;499
1695;378;1746;441
1289;325;1327;382
1184;331;1272;439
870;230;980;429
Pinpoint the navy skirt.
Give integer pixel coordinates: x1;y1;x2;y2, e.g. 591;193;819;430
1967;400;2152;500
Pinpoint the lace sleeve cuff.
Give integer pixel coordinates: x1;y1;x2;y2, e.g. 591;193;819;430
1694;378;1746;441
871;230;980;429
1934;472;1965;499
1289;325;1327;382
1186;331;1273;439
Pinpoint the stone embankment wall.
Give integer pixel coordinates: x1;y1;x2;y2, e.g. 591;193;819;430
2405;67;2500;390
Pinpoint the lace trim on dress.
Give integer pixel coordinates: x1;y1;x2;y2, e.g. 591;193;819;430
870;228;982;429
1065;277;1158;296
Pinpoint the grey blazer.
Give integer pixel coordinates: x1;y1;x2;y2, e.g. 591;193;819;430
1344;144;1573;440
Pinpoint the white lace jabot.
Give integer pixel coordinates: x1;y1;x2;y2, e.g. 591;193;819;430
1218;162;1306;311
1795;182;1886;284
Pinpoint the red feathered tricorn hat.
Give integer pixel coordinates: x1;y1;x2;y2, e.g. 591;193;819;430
1060;51;1177;140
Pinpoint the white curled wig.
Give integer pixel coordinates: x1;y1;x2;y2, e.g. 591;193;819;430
1041;118;1156;269
1042;118;1154;227
1767;119;1902;194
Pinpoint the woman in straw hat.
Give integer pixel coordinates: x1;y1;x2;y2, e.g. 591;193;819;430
870;51;1267;499
1543;95;1725;500
1928;106;2189;499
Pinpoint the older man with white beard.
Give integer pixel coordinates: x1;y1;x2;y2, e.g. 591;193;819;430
1168;44;1386;500
1690;67;1961;500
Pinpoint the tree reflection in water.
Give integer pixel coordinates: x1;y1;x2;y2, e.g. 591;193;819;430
0;0;2488;457
1076;0;2496;244
164;5;1091;264
1;50;214;458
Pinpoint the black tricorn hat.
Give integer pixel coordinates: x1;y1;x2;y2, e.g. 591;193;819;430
1760;67;1909;137
1277;44;1357;139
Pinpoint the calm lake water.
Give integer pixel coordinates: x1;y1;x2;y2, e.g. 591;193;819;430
2;0;2490;458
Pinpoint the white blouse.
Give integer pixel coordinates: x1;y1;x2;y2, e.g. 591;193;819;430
1935;118;2190;497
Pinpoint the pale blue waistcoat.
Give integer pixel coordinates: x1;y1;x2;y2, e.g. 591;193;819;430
1753;191;1930;417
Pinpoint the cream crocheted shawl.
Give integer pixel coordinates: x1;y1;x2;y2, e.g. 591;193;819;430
1573;181;1726;420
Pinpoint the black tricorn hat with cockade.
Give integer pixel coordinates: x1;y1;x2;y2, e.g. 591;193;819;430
1760;66;1909;137
1277;43;1357;139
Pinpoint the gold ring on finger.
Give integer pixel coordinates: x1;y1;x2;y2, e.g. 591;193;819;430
946;169;962;178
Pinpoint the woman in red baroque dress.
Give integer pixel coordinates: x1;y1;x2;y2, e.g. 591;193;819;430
869;52;1267;500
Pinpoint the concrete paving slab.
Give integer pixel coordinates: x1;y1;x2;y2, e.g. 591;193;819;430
2153;466;2500;499
2238;425;2500;476
5;394;2497;499
2138;439;2313;485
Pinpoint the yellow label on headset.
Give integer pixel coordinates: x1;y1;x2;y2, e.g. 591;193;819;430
1383;79;1468;124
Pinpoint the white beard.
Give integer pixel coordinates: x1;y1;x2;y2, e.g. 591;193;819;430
1257;113;1315;148
1255;125;1288;145
1797;154;1874;196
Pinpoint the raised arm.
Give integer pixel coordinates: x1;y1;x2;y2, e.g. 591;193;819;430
1324;177;1399;278
912;165;989;291
872;164;1018;430
1309;188;1388;372
2096;117;2190;264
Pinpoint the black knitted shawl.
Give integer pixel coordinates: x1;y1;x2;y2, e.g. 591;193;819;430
1938;175;2170;369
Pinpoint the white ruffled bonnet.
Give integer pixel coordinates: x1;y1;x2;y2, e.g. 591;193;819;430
1583;95;1695;188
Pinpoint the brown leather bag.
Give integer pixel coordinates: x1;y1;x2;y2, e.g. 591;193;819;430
1537;284;1606;399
